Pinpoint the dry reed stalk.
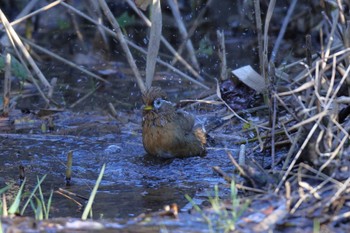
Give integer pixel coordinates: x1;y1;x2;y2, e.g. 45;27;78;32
167;0;199;71
263;0;275;107
274;8;350;192
305;35;313;67
126;41;210;89
279;41;343;72
270;0;298;63
317;118;350;174
302;163;342;186
46;78;57;108
325;176;350;209
3;0;61;29
275;120;321;193
21;37;109;83
253;0;263;76
281;126;303;171
0;11;50;103
86;0;109;47
145;0;162;88
269;63;277;168
0;0;40;45
254;126;264;152
322;11;339;67
125;0;204;81
98;0;146;93
260;4;276;167
331;211;350;222
3;53;11;117
216;30;227;81
60;1;209;90
290;169;333;214
228;151;246;176
0;10;51;88
278;81;315;97
68;7;85;48
171;0;213;69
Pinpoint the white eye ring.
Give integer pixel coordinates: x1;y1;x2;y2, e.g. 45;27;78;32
153;98;163;109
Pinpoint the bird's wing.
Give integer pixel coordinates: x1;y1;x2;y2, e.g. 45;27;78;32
176;110;195;132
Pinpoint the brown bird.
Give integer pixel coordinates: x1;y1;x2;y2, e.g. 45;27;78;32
142;87;206;158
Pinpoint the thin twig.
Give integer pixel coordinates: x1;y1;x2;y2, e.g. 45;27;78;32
69;85;101;108
58;188;88;201
55;190;83;207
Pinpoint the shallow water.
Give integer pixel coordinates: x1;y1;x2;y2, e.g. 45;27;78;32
0;111;240;219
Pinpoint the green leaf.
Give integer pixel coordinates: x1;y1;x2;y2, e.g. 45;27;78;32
0;185;11;195
20;175;46;215
8;178;26;215
33;196;43;220
82;163;106;220
45;190;53;219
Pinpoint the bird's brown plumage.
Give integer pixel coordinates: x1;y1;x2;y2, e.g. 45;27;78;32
142;87;206;158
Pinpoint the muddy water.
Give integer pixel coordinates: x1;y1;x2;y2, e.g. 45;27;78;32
0;110;240;219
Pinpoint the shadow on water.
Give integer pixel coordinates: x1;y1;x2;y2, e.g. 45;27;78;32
0;112;239;219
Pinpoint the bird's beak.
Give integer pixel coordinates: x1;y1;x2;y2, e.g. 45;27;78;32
144;105;153;111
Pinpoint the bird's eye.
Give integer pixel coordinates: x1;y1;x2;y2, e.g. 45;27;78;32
153;98;163;109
